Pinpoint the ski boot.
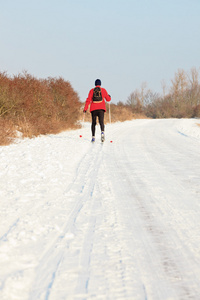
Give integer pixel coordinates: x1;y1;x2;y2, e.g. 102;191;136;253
101;131;105;143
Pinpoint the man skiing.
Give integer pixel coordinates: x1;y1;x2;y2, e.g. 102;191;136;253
83;79;111;143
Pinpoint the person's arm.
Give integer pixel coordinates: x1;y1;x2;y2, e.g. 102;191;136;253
83;89;93;112
102;88;111;102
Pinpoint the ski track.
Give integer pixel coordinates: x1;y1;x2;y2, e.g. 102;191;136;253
0;119;200;299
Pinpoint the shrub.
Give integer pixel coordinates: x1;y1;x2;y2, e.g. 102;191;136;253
0;118;16;145
0;71;81;145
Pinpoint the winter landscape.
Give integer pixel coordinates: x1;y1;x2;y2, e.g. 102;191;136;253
0;118;200;300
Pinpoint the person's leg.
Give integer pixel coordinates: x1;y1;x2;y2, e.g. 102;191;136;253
98;110;105;142
98;110;105;132
91;111;97;137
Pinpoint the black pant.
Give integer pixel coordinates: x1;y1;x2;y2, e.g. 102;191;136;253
91;110;105;136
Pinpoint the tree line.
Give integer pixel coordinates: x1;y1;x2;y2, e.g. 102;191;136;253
124;68;200;118
1;67;199;145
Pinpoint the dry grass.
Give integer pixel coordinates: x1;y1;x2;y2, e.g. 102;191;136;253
82;102;147;124
105;103;133;123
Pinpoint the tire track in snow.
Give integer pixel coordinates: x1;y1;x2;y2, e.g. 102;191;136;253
46;137;142;299
29;143;104;300
72;145;104;298
0;219;19;243
107;120;200;299
141;120;200;298
74;212;96;298
73;133;148;300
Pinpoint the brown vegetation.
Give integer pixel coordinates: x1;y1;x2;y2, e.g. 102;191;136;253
1;67;199;146
82;102;136;124
106;103;134;123
126;67;200;119
0;118;17;145
0;71;81;145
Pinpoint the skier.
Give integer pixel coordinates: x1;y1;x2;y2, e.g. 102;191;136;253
83;79;111;143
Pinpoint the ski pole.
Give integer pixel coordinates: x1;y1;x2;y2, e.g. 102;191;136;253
79;112;85;138
109;103;111;124
82;112;85;123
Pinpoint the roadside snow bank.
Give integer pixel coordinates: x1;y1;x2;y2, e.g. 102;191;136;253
176;118;200;141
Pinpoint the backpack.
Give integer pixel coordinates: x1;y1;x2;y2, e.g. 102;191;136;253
93;87;103;103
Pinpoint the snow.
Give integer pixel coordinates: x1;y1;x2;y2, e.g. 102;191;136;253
0;118;200;300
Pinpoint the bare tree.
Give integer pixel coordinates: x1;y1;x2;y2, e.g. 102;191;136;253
188;67;200;106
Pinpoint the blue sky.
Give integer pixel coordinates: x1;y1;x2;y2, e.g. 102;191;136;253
1;0;200;103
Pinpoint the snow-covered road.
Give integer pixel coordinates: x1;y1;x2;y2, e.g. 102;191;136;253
0;119;200;300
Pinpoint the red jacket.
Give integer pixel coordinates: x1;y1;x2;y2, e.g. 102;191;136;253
84;86;111;112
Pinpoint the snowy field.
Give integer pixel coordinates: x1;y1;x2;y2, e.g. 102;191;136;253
0;118;200;300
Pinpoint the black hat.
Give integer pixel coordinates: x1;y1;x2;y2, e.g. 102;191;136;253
95;79;101;86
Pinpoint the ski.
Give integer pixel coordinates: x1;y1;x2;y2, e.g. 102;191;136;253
101;132;105;143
